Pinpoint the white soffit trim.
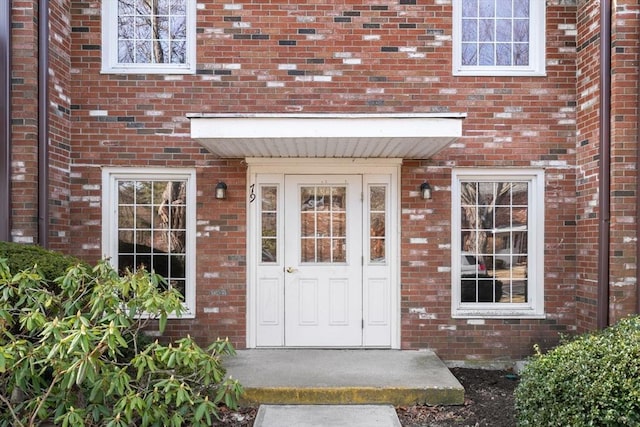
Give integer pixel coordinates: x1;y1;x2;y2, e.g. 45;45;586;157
188;113;465;159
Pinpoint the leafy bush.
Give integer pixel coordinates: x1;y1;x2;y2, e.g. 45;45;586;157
0;241;85;284
0;259;243;427
515;316;640;426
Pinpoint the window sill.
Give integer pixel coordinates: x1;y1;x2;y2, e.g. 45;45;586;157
100;65;196;75
452;309;546;320
453;69;547;77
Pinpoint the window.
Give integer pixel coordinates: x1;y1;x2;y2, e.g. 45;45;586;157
369;185;387;264
452;0;545;76
260;185;278;264
451;169;544;318
300;185;347;264
102;168;196;317
101;0;196;74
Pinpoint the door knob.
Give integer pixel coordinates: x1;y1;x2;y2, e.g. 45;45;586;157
285;267;296;273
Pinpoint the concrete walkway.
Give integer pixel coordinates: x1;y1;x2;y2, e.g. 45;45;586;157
225;349;464;407
254;405;402;427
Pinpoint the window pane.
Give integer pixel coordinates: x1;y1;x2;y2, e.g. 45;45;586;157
171;16;187;39
496;19;512;42
262;186;277;210
116;177;188;299
332;239;346;263
462;19;477;42
332;212;346;237
513;19;529;42
478;0;495;17
370;186;386;211
260;186;278;264
458;0;535;71
262;239;277;263
134;0;152;15
514;43;529;65
478;19;494;42
459;179;530;305
462;43;478;66
300;185;347;264
118;1;135;15
370;238;385;263
262;213;277;237
318;238;331;263
478;43;495;66
514;0;529;17
462;0;478;17
496;0;512;17
116;0;188;65
496;43;512;66
369;186;386;263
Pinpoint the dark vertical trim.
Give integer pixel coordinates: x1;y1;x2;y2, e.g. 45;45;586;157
38;0;49;248
597;0;612;329
0;0;11;242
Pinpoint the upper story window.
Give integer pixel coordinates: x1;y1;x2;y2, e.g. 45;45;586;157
102;168;197;317
452;0;545;76
451;169;545;318
101;0;196;74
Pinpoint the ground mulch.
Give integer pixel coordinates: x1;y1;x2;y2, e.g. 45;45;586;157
213;368;519;426
396;368;518;427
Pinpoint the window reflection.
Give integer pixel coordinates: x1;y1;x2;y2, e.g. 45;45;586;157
460;0;530;67
300;185;347;263
369;186;386;263
117;179;187;297
460;181;528;303
260;186;278;263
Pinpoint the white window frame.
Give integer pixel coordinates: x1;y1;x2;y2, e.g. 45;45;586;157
452;0;546;76
451;168;545;319
101;0;197;74
102;168;197;318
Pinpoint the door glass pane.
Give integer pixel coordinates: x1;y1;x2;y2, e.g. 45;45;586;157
260;186;278;263
369;186;386;263
299;185;347;264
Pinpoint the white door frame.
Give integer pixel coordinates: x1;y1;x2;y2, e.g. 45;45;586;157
246;158;402;349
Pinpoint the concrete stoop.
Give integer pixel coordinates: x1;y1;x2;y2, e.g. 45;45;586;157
225;349;465;407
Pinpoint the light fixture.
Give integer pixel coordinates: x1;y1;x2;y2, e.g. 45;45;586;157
215;182;227;199
420;181;432;200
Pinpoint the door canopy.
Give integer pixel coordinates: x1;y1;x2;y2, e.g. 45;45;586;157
188;113;465;159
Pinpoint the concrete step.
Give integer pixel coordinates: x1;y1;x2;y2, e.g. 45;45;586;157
225;349;464;406
254;405;402;427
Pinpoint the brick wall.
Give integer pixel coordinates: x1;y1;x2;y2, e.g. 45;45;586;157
608;0;640;323
575;0;601;331
10;0;72;249
61;0;581;360
575;0;640;330
4;0;598;361
11;1;40;244
48;0;73;250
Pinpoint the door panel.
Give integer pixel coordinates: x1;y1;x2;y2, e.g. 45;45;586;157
284;175;363;347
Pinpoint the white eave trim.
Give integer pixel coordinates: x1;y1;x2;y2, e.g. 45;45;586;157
188;113;465;159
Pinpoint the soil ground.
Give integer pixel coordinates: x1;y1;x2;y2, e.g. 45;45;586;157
212;368;519;426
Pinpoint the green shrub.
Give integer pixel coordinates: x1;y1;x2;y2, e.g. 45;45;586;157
0;259;243;427
0;241;85;283
515;316;640;426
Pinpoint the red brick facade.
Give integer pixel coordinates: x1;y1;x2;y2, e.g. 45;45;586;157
4;0;639;363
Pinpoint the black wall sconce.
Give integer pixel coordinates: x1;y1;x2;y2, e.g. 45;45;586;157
215;182;227;200
420;181;432;200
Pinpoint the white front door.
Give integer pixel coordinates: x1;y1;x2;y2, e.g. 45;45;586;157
283;175;362;347
249;159;399;349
